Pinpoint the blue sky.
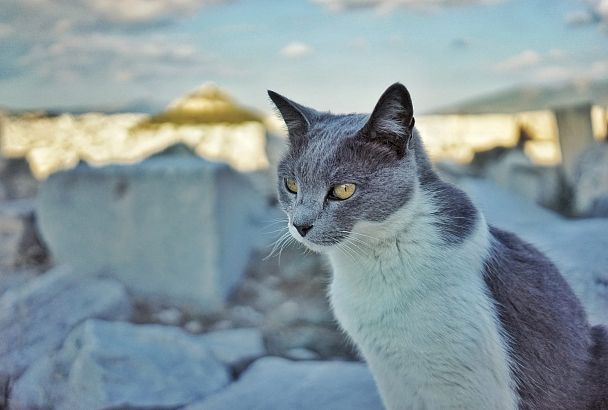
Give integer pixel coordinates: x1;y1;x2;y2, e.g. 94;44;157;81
0;0;607;114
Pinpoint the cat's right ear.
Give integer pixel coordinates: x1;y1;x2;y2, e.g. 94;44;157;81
268;90;317;144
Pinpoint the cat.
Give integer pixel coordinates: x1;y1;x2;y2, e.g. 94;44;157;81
268;83;608;410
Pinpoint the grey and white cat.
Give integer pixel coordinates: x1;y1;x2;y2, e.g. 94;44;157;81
269;83;608;410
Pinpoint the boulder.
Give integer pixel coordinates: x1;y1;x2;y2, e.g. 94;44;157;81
0;266;131;379
11;320;230;410
36;150;268;313
185;357;383;410
0;200;48;273
460;178;608;325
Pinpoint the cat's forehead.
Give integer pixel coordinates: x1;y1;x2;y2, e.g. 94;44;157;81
286;113;369;183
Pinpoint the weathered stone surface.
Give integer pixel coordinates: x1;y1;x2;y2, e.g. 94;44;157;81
199;328;265;367
0;268;38;298
37;152;268;313
460;178;608;325
573;141;608;217
0;266;131;379
0;157;39;200
185;357;383;410
0;200;48;273
485;152;564;211
11;320;230;410
230;244;354;360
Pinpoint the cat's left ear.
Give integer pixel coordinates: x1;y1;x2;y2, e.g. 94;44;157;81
360;83;415;158
268;90;318;146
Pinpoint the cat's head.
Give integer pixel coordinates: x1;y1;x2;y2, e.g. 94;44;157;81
269;83;418;252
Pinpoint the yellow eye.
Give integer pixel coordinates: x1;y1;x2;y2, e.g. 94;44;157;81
285;177;298;193
331;183;356;200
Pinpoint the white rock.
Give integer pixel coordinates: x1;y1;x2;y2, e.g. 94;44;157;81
155;307;183;325
460;178;608;325
11;319;231;410
285;348;320;360
200;328;265;367
185;320;204;334
36;152;268;314
0;266;131;379
185;357;383;410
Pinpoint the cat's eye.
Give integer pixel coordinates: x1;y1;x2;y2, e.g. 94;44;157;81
330;183;356;200
285;177;298;193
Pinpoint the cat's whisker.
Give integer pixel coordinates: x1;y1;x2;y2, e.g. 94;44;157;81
277;235;296;264
262;220;289;230
336;242;357;264
262;227;290;236
344;235;373;249
338;230;381;242
341;239;363;263
264;231;292;260
346;239;369;261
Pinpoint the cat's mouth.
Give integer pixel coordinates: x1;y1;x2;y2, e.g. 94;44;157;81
287;224;335;253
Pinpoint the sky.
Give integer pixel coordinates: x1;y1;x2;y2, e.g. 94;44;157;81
0;0;607;114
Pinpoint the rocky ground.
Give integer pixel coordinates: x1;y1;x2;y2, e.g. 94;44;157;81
1;158;607;408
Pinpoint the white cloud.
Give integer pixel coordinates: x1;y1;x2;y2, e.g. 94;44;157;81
312;0;504;12
530;61;608;84
495;50;542;73
491;49;608;84
280;42;314;59
86;0;219;24
18;32;211;83
0;0;234;83
3;0;224;30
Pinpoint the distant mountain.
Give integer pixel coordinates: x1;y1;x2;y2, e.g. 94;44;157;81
435;79;608;114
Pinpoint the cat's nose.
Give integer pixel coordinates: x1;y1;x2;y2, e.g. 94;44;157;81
294;223;313;237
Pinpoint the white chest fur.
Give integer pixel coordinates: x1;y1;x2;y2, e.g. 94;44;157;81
327;192;518;410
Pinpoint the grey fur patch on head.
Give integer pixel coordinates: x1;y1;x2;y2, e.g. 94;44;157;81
269;83;476;249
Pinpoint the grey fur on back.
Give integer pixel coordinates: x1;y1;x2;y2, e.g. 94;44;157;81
268;83;608;409
484;227;608;409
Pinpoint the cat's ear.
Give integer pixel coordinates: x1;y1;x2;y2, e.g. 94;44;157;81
360;83;415;158
268;90;317;144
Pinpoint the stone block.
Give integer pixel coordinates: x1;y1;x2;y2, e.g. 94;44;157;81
37;152;268;313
